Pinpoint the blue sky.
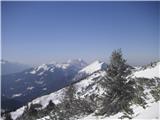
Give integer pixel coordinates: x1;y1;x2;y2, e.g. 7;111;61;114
2;2;159;65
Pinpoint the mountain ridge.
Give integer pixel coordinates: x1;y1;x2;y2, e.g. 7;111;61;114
7;61;160;120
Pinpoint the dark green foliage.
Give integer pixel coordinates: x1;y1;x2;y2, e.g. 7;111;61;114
99;49;137;117
135;77;160;103
16;103;42;120
57;84;94;119
27;103;42;116
119;112;133;119
64;84;77;103
150;85;160;102
16;84;94;120
133;79;147;108
46;100;56;111
5;113;13;120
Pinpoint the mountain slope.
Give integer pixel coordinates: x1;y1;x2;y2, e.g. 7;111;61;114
8;60;106;120
133;62;159;78
1;59;87;112
3;61;160;120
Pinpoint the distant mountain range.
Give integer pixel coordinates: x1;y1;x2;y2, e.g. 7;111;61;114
1;60;30;75
1;59;89;111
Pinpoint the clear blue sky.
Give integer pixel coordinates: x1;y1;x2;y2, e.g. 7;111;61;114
2;2;159;65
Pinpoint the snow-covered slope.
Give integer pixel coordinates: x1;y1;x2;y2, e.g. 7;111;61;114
9;61;106;120
10;70;105;120
133;62;160;78
79;60;106;74
77;101;160;120
73;60;107;81
6;61;160;120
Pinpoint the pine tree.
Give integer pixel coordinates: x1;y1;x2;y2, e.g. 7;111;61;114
46;100;56;111
5;113;13;120
99;49;136;117
64;84;77;104
62;84;77;119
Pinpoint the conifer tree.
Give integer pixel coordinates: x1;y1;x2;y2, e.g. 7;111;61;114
5;113;13;120
46;100;56;111
99;49;136;117
64;84;76;105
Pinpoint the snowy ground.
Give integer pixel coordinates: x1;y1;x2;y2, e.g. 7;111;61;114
36;101;160;120
77;101;160;120
133;62;159;78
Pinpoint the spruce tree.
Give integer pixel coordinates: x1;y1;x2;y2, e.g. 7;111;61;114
5;113;13;120
46;100;56;111
64;84;76;104
99;49;136;117
62;84;77;119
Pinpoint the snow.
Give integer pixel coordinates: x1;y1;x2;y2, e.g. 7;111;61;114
37;116;50;120
11;106;26;120
133;62;160;78
75;71;106;98
77;113;122;120
30;64;50;74
27;86;34;90
36;64;49;71
79;61;104;74
15;79;22;82
12;101;160;120
10;88;65;120
31;88;65;109
134;102;159;119
56;63;70;69
35;80;44;85
30;64;53;75
29;59;86;76
30;70;36;74
12;93;22;98
9;70;105;120
50;68;54;72
67;59;87;68
78;102;160;120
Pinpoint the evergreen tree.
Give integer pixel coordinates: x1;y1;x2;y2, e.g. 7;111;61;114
5;113;12;120
61;84;77;119
64;84;76;104
62;83;93;119
46;100;56;111
99;49;136;117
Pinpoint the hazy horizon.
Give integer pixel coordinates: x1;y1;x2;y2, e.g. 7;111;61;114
2;2;159;66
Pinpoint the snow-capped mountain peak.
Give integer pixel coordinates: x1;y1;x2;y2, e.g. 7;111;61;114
67;59;87;67
79;60;106;74
29;59;87;75
30;64;52;74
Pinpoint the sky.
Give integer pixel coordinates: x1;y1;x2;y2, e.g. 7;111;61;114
2;2;159;66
